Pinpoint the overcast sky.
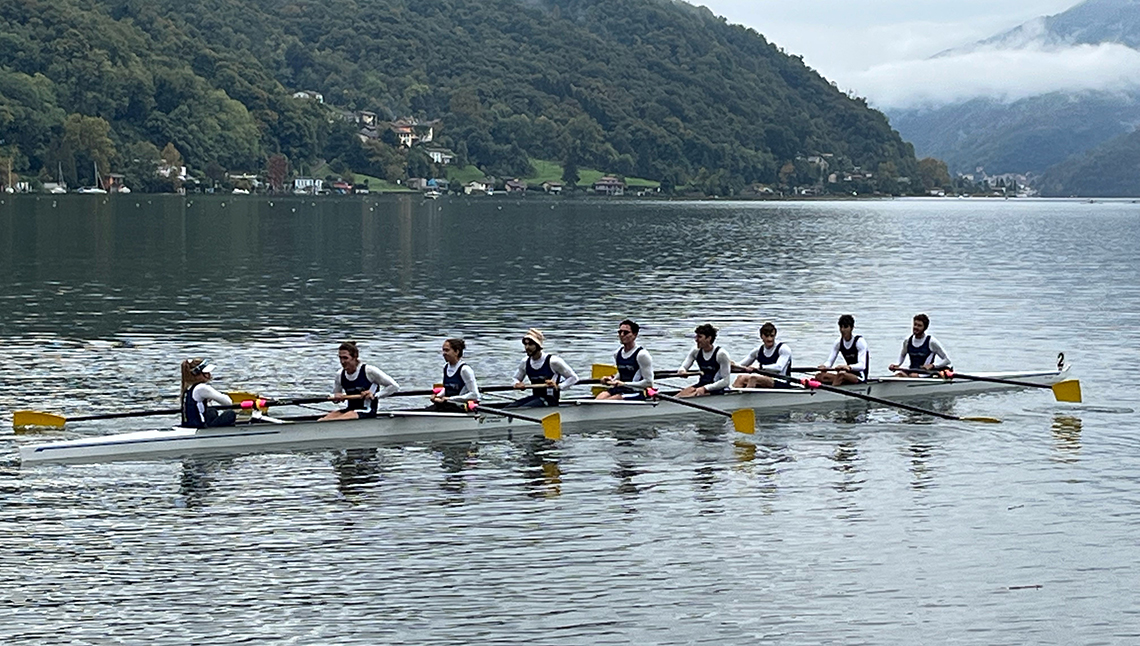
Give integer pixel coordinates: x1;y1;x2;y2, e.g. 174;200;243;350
695;0;1135;109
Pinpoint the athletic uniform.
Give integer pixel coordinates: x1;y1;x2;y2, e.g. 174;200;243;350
740;342;793;387
824;335;870;382
680;345;732;394
507;353;580;408
182;383;236;428
334;363;399;417
436;361;480;411
896;334;951;372
606;345;654;398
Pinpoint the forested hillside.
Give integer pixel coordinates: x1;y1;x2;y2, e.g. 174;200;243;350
0;0;919;193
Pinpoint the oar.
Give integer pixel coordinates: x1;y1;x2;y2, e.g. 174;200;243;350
905;367;1081;403
13;390;266;430
464;401;562;440
761;371;1001;423
644;387;756;434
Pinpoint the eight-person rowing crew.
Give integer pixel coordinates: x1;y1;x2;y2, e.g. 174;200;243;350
178;313;953;429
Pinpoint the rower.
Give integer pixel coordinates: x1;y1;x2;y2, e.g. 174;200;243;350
430;338;480;411
507;328;580;408
732;322;792;388
814;314;870;386
676;323;732;397
320;341;400;421
180;358;236;428
888;313;952;377
596;319;654;399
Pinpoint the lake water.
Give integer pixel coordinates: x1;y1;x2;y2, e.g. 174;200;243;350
1;194;1138;644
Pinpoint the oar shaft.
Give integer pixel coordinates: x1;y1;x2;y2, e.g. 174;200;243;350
907;367;1050;389
68;407;182;422
762;371;963;421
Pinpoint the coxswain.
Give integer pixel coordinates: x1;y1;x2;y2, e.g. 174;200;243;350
732;321;792;388
888;313;952;377
676;323;732;397
430;338;480;411
320;341;400;421
507;328;580;408
596;319;655;399
814;314;870;386
180;358;236;428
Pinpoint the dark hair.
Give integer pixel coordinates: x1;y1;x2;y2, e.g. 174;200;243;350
838;314;855;328
338;341;359;358
913;313;930;329
760;322;777;337
619;319;639;335
445;338;466;357
694;323;718;340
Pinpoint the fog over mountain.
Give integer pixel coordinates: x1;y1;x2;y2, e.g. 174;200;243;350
883;0;1140;188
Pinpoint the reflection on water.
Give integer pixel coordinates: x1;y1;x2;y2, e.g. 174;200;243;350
1051;415;1083;463
331;448;384;502
3;196;1140;644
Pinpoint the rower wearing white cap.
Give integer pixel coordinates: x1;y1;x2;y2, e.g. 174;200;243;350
180;358;236;428
507;328;580;408
321;341;400;421
732;321;793;389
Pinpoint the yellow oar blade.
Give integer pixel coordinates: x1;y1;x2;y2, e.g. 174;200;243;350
731;408;756;434
13;410;67;431
542;412;562;441
1052;379;1082;403
963;416;1002;424
592;363;618;379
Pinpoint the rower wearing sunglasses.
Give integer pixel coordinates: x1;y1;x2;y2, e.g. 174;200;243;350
596;319;654;400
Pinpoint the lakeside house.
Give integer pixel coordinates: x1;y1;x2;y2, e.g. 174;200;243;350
464;180;491;195
292;90;324;103
592;176;625;196
389;118;438;147
425;148;456;165
541;181;563;194
293;177;323;194
505;179;527;194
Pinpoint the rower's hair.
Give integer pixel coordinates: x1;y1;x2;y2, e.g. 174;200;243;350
619;319;639;335
838;314;855;328
694;323;718;340
445;338;466;357
338;341;359;358
913;313;930;329
760;322;777;337
180;358;209;398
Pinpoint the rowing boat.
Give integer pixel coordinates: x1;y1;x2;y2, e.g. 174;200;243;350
18;367;1069;465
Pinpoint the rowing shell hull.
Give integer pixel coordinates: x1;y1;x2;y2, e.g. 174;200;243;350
19;368;1069;465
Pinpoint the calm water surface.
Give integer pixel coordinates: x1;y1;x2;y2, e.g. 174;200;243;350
1;195;1138;644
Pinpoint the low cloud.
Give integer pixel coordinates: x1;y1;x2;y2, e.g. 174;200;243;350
854;42;1140;109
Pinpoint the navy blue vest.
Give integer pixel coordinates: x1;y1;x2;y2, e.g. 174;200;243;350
615;347;643;382
443;362;468;397
340;363;375;413
182;384;206;428
840;335;867;381
759;342;789;376
525;354;559;405
905;335;932;369
695;346;722;388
